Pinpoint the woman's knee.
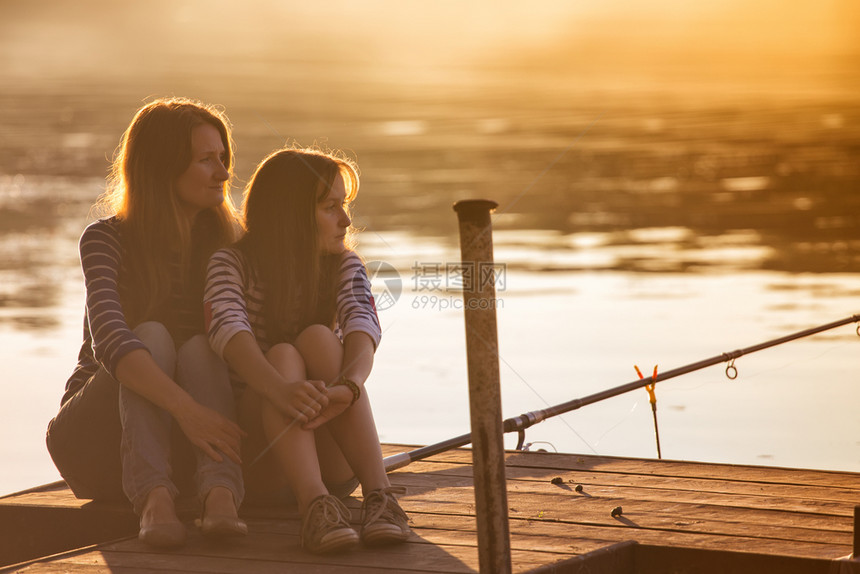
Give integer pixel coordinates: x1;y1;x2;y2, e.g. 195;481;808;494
176;334;232;404
133;321;176;372
177;334;217;364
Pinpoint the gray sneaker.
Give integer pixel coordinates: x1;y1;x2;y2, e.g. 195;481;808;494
301;494;359;554
360;486;411;546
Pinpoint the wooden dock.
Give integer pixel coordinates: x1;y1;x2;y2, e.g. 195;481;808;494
1;444;858;573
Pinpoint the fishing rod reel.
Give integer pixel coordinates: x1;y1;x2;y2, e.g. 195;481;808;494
514;428;556;452
517;437;557;453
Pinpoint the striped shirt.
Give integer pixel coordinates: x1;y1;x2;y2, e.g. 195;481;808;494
62;217;204;405
204;247;381;385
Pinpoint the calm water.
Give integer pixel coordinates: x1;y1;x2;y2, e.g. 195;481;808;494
1;23;860;495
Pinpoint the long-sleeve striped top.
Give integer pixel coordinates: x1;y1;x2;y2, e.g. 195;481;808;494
204;247;381;386
62;217;204;405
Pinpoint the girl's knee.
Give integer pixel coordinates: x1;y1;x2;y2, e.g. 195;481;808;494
265;342;302;363
294;325;342;365
295;324;338;346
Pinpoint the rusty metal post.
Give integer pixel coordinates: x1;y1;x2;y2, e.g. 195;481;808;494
453;199;512;574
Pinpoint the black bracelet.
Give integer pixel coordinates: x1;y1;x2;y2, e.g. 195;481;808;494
335;376;361;406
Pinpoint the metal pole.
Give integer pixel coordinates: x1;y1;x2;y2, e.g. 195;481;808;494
453;199;512;574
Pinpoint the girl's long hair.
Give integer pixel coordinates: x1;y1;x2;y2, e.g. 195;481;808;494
97;97;240;326
237;147;359;344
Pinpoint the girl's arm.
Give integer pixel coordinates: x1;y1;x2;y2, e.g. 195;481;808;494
301;253;382;430
334;252;383;388
302;330;373;431
206;249;328;424
81;221;243;463
340;331;375;387
221;331;328;424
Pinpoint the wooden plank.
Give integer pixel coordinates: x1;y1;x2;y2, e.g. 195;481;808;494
522;541;636;574
388;465;856;519
195;516;617;558
635;544;842;574
0;482;68;500
394;458;860;507
380;477;854;542
422;449;860;490
11;542;586;574
0;502;137;568
89;518;603;565
3;447;857;573
411;512;850;560
241;497;850;562
11;550;473;574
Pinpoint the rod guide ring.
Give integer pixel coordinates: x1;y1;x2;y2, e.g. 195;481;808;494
725;360;738;380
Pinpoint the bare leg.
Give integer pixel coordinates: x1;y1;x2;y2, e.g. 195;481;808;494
293;325;390;494
238;388;287;497
253;343;328;514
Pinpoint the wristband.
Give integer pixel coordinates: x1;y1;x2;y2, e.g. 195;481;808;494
334;376;361;406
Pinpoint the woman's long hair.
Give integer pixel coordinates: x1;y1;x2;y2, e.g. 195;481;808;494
97;97;240;325
237;147;359;344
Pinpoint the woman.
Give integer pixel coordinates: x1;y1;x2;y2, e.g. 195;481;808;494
205;148;410;554
46;98;247;549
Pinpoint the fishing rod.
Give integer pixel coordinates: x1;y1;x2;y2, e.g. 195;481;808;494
383;313;860;472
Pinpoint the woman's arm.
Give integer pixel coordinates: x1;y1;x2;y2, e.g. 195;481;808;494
80;221;147;374
82;221;242;463
114;349;243;464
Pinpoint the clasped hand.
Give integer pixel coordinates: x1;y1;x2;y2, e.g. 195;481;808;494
266;379;353;430
266;379;331;425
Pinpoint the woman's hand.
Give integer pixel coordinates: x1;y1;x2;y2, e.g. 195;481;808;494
303;384;352;430
172;400;245;465
265;379;329;424
115;348;245;465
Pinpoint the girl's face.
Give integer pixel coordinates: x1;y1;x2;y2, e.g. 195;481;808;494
316;173;351;254
175;123;229;219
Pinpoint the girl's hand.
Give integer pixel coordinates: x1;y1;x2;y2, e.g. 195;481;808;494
173;401;245;465
266;379;329;424
303;385;353;430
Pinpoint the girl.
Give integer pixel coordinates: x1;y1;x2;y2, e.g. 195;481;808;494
204;148;410;554
46;98;248;549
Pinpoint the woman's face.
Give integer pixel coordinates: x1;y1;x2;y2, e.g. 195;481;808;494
175;123;229;218
316;173;351;254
